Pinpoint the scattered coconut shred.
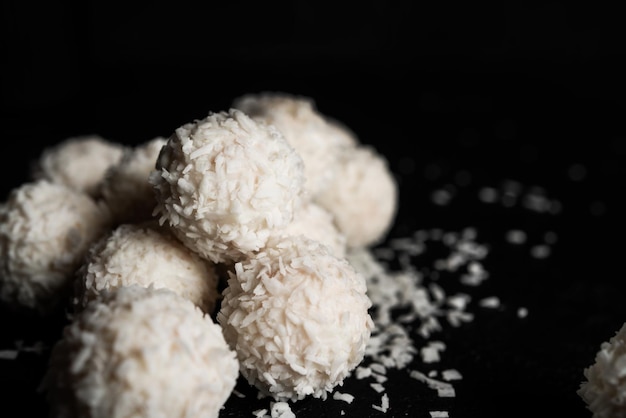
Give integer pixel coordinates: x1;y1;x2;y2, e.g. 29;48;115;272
0;92;569;418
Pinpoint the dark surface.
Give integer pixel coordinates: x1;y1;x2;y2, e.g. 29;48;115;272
3;2;626;417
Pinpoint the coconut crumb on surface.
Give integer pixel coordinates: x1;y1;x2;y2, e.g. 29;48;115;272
530;244;551;259
0;349;18;360
253;409;268;418
269;401;296;418
442;369;463;381
505;229;527;244
333;391;355;404
409;370;456;398
517;307;529;318
370;382;385;393
371;393;390;413
479;296;501;309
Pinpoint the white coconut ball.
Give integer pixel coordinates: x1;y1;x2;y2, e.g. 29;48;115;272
232;91;346;199
31;135;127;197
578;322;626;418
0;179;112;313
217;235;374;402
315;144;398;248
271;200;347;259
73;221;220;315
149;108;306;264
41;285;239;418
96;136;167;225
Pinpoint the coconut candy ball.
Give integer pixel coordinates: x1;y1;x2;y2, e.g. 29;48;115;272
0;179;112;314
270;200;347;259
149;108;306;264
578;322;626;418
232;91;346;199
95;136;167;226
41;285;239;418
73;221;220;315
315;144;398;248
217;235;374;402
30;134;127;198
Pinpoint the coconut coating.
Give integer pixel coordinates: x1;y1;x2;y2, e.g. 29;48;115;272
41;285;239;418
0;180;112;313
232;92;346;199
31;135;127;197
578;322;626;418
149;108;306;264
73;221;220;315
96;137;167;225
217;235;374;402
315;145;398;248
270;201;347;259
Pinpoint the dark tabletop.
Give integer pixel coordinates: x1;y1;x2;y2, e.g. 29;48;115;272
3;2;626;417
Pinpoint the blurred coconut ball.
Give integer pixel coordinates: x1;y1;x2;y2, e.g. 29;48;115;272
30;135;127;198
269;200;347;259
232;91;347;199
41;285;239;418
149;108;306;264
315;144;398;248
578;322;626;418
217;235;374;402
95;136;167;226
0;179;112;314
73;221;220;315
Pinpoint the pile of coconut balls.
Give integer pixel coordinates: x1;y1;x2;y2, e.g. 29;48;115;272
0;92;398;418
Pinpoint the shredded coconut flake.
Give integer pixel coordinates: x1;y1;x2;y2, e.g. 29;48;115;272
371;393;390;413
333;391;355;404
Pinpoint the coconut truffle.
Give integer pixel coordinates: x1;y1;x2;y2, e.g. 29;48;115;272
217;235;374;402
578;322;626;418
0;179;112;314
315;144;398;248
41;285;239;418
31;135;127;197
95;136;167;225
149;108;306;264
232;92;346;199
73;221;220;315
270;200;347;259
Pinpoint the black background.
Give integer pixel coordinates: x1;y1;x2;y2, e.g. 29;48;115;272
2;2;626;417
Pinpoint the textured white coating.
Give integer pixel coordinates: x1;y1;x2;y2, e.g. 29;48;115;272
0;180;112;313
316;145;398;248
41;285;239;418
218;235;374;402
579;322;626;418
31;135;127;197
149;108;306;264
74;221;220;315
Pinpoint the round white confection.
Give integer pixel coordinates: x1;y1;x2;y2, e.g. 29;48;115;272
217;235;374;402
0;180;112;313
578;322;626;418
41;285;239;418
149;108;306;264
31;135;127;197
96;136;167;225
232;92;345;199
74;221;220;315
270;200;347;259
315;144;398;248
